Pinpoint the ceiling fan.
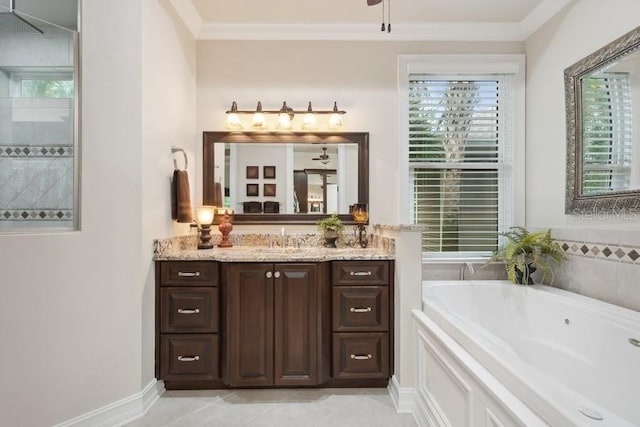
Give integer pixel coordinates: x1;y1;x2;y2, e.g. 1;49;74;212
367;0;391;33
312;147;331;164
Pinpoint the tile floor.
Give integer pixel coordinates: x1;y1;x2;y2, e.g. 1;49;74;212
125;388;417;427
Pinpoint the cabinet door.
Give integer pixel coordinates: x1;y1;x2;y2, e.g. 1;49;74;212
274;263;318;386
224;263;274;386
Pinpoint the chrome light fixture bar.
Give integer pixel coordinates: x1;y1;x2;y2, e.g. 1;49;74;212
225;101;346;130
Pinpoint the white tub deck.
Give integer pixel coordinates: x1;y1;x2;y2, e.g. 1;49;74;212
415;280;640;427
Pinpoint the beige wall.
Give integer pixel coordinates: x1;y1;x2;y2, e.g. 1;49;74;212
141;0;197;388
525;0;640;309
0;1;195;425
525;0;640;229
195;40;523;229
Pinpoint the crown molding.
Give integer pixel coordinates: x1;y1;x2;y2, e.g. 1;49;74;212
520;0;572;39
170;0;573;42
197;22;525;42
168;0;203;38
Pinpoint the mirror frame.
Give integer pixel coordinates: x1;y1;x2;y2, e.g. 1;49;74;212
203;131;369;224
565;25;640;213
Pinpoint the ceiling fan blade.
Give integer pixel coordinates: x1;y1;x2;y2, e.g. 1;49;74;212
367;0;382;5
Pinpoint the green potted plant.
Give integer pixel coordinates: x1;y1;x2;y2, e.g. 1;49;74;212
316;213;345;248
490;226;566;285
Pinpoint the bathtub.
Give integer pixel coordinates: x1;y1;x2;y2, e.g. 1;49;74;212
413;280;640;427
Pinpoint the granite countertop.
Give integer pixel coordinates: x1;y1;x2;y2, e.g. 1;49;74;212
154;246;393;262
154;233;394;262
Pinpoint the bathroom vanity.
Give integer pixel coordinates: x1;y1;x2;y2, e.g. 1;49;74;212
154;240;394;390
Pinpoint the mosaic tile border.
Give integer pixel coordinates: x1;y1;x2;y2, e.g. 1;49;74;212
556;239;640;264
0;145;74;157
1;209;73;221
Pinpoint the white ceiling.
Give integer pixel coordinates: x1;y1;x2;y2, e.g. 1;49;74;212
170;0;573;41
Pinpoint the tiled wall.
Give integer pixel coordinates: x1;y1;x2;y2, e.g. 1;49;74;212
0;98;74;229
420;228;640;313
551;228;640;312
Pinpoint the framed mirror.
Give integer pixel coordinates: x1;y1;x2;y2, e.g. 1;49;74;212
203;131;369;224
565;26;640;213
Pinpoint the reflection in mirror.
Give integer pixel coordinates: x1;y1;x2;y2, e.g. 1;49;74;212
565;26;640;212
203;132;369;224
217;143;357;214
580;50;638;195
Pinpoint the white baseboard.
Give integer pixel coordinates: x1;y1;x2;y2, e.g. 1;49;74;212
53;379;164;427
388;375;418;417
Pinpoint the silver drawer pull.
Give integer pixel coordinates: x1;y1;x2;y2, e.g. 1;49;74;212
177;355;200;362
177;271;201;277
266;271;273;279
350;354;372;360
274;271;281;278
177;308;200;314
350;271;372;276
350;307;372;313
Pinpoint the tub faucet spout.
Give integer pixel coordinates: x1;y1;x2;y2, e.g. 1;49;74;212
460;262;475;280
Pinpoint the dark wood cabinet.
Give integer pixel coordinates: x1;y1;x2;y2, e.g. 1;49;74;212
223;262;327;387
329;260;393;386
156;261;221;389
156;258;392;390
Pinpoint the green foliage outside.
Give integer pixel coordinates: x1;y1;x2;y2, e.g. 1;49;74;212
21;80;74;98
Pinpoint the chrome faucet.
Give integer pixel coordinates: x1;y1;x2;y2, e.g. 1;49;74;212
280;227;286;248
460;262;475;280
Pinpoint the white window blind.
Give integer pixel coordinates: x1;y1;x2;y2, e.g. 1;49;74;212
581;73;633;194
408;76;513;255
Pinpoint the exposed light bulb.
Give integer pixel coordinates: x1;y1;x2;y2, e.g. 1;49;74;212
252;101;267;129
329;101;344;129
226;113;242;130
276;101;293;130
277;112;292;130
302;102;317;130
226;101;243;130
252;112;266;129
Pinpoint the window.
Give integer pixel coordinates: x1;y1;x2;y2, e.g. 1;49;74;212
581;73;633;194
399;55;525;259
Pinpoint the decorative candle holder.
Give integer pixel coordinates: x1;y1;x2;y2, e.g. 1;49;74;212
195;206;216;250
352;203;369;248
217;210;234;248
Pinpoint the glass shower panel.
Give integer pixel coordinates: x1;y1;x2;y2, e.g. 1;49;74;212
0;16;77;231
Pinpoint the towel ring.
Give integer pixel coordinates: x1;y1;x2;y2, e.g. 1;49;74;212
171;146;188;170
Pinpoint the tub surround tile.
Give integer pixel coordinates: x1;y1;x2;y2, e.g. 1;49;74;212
555;239;640;265
557;256;619;306
616;262;640;312
422;262;507;281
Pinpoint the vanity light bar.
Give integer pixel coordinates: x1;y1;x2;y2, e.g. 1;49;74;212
225;101;346;130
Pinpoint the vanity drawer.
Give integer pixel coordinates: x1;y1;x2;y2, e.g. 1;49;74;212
160;334;219;381
160;261;219;287
332;286;389;332
332;333;389;379
161;288;218;333
331;261;390;286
